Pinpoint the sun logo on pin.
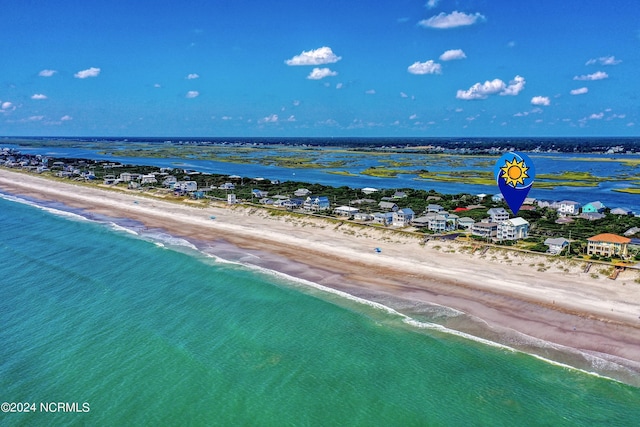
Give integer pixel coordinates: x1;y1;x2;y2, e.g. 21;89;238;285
500;157;529;188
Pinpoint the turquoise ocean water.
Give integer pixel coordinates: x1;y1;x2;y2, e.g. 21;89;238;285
1;193;640;426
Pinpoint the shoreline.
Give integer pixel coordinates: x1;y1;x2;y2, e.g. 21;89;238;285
2;169;640;384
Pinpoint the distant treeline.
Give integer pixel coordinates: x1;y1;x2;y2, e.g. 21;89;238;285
3;136;640;153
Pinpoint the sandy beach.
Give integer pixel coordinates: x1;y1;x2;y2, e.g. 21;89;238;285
2;168;640;381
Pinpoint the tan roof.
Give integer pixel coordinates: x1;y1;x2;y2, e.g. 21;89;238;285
587;233;631;244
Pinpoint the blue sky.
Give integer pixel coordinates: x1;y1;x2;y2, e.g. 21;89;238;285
1;0;638;137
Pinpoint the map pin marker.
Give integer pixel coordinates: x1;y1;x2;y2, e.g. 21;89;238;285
494;151;535;216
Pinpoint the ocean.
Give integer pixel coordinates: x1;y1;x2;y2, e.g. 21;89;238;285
1;193;640;426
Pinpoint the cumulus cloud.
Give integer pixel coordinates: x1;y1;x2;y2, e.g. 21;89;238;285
31;94;48;100
185;91;200;98
260;114;278;123
307;67;337;80
573;71;608;81
61;115;73;121
500;75;526;96
531;96;550;106
439;49;466;61
589;112;604;120
285;46;342;66
74;67;101;78
407;60;442;75
570;87;588;95
38;69;57;77
586;56;621;66
1;101;15;111
418;11;485;29
186;73;200;79
425;0;440;8
456;75;525;100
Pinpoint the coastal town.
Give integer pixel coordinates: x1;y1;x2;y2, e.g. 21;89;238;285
2;146;639;269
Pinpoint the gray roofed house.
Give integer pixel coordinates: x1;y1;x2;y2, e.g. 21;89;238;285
378;201;399;211
544;237;570;254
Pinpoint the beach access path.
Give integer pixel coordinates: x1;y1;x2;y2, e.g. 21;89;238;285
1;168;640;378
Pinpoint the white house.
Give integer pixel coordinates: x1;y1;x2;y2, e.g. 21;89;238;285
497;217;529;240
140;174;157;185
361;187;379;195
392;208;414;227
227;194;237;204
488;207;510;223
334;206;359;216
557;200;581;215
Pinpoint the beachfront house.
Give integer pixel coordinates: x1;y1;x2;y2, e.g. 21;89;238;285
472;221;498;239
373;212;394;226
457;217;475;230
497;217;529;241
426;204;444;213
392;208;414;227
227;194;237;204
140;174;157;185
354;212;374;221
487;207;510;223
544;237;570;255
557;200;581;215
176;181;198;192
334;206;359;217
582;201;606;213
587;233;631;258
304;196;330;212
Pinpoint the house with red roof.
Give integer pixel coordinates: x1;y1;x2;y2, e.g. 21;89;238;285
587;233;631;258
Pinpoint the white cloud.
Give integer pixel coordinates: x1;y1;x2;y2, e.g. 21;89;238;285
589;112;604;120
531;96;550;106
570;87;588;95
154;83;162;88
185;91;200;98
186;73;200;79
439;49;466;61
285;46;342;66
61;115;73;121
365;89;376;95
28;115;44;121
400;92;408;98
500;75;526;96
31;94;48;100
418;11;485;29
307;67;337;80
260;114;278;123
38;69;57;77
409;114;418;120
1;101;14;111
573;71;608;81
456;75;526;100
425;0;440;8
286;115;296;122
407;60;442;75
586;56;621;66
74;67;101;79
336;83;343;89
